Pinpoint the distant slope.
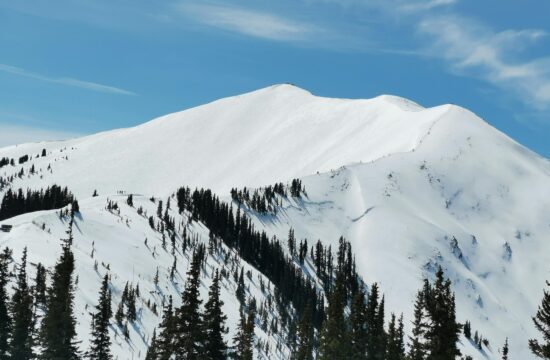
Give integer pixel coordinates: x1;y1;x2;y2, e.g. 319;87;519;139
1;84;453;197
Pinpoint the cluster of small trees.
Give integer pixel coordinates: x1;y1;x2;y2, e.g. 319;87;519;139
0;219;96;359
176;186;325;328
0;157;12;169
229;180;305;215
296;267;459;360
0;185;76;221
289;179;304;198
146;249;255;360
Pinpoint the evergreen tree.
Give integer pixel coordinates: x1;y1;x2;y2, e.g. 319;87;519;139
34;263;47;308
408;290;427;360
174;250;204;359
126;288;137;322
236;267;246;306
529;281;550;359
0;247;12;360
145;330;159;360
425;268;461;360
293;305;313;360
115;302;124;326
88;274;112;360
502;338;509;360
349;290;367;360
40;227;80;360
386;313;405;360
288;228;296;258
203;270;228;360
366;283;385;360
157;296;175;359
10;248;35;359
463;320;471;339
319;271;349;360
233;307;255;360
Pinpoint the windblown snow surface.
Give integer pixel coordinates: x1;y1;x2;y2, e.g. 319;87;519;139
1;84;549;359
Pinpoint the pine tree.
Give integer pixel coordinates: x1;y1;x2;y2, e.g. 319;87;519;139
366;283;385;360
126;288;137;322
174;250;204;359
10;248;35;359
233;307;255;360
502;338;509;360
236;267;246;306
386;313;405;360
88;274;112;360
349;290;367;360
463;320;471;339
203;270;228;360
375;296;387;359
293;305;313;360
423;268;461;360
40;227;80;360
529;281;550;359
115;302;124;326
408;290;427;360
0;247;12;360
319;271;349;360
157;296;175;359
288;228;296;258
34;263;47;308
145;330;159;360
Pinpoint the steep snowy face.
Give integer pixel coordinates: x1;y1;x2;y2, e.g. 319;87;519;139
0;196;291;360
2;84;449;197
241;105;550;359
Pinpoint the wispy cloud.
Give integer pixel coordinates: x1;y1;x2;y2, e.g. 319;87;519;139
418;16;550;110
398;0;457;12
0;123;82;148
311;0;550;112
309;0;457;13
0;64;136;96
178;3;322;42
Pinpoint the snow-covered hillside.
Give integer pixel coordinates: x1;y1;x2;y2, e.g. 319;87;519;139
0;195;294;359
1;84;549;359
0;84;451;198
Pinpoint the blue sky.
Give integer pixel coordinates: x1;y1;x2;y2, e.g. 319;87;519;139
0;0;549;157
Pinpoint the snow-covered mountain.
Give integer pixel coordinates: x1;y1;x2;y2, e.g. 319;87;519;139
1;84;549;359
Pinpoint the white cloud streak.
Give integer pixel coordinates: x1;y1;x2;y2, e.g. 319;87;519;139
0;64;136;96
419;17;550;109
0;123;82;148
178;3;321;42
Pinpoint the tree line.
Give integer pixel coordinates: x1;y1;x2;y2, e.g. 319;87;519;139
0;185;77;221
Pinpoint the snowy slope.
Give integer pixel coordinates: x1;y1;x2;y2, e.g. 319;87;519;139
0;84;448;198
0;196;292;359
1;84;549;359
242;105;550;359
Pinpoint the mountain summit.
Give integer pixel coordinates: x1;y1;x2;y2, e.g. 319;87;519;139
1;85;549;359
1;84;531;197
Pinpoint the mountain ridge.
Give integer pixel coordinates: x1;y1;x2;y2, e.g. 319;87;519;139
1;84;549;359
